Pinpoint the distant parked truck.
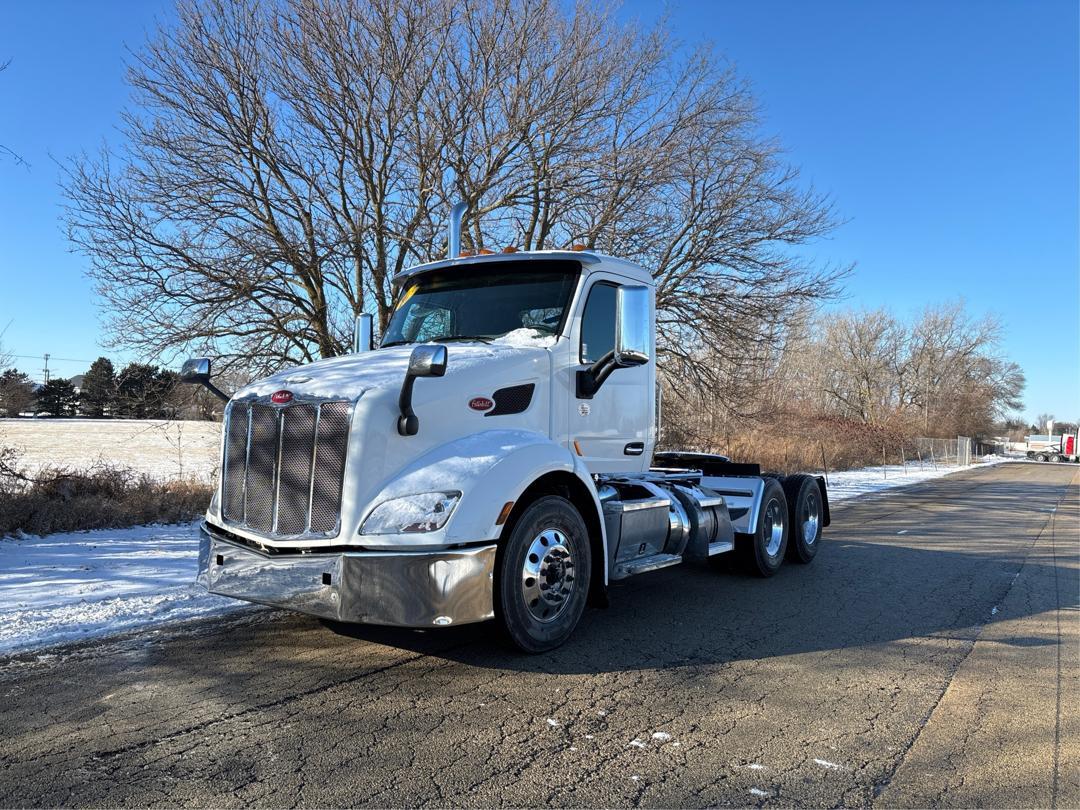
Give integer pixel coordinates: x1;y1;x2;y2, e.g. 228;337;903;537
1026;434;1080;463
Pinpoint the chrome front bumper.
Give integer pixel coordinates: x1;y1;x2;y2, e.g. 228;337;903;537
198;522;496;627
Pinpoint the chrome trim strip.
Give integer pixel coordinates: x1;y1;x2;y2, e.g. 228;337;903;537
307;403;321;534
271;408;285;534
242;403;253;525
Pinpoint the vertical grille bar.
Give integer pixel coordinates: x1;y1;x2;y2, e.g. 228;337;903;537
310;401;350;533
275;404;317;535
245;404;280;533
222;403;249;522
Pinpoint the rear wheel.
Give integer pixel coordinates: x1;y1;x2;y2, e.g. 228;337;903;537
782;474;823;563
735;477;788;577
496;496;591;653
1035;453;1048;462
1049;453;1062;463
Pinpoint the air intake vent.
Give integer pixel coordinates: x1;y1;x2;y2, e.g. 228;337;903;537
486;383;535;417
221;399;352;538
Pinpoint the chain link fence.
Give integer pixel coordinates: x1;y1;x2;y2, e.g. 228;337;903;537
910;436;973;467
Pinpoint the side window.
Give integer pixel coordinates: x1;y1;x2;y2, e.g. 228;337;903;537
579;282;617;363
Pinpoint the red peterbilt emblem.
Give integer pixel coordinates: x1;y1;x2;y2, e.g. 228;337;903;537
469;397;494;412
271;390;294;404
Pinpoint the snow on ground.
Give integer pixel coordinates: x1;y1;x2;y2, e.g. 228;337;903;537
0;456;1011;657
0;418;221;481
0;521;247;656
823;456;1008;503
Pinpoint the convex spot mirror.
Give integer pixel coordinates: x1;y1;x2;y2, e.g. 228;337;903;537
614;285;650;367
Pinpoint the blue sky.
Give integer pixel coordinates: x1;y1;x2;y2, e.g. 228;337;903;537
1;0;1077;423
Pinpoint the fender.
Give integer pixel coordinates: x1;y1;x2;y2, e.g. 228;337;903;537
358;429;609;582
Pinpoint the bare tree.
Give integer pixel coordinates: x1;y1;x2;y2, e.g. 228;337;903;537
63;0;845;407
0;59;27;167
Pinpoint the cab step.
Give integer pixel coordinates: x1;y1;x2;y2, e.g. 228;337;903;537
614;553;683;578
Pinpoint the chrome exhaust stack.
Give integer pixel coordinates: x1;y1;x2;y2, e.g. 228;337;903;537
448;201;467;258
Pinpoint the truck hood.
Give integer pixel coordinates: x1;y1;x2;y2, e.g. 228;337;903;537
233;341;552;401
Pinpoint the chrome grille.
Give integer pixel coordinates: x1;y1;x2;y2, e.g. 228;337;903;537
222;398;352;537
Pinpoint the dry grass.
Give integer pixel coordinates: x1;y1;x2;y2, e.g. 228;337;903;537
672;411;919;475
0;445;212;537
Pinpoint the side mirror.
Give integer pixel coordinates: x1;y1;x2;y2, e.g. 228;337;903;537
576;285;651;399
179;358;230;403
398;344;448;435
408;344;448;378
614;285;650;367
179;358;211;384
353;313;374;353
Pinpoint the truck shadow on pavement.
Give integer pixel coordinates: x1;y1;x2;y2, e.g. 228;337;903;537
316;474;1075;676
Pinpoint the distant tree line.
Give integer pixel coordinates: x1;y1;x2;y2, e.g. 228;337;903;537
663;300;1027;448
0;357;219;419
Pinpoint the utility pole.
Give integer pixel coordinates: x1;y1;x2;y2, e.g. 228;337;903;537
42;353;50;385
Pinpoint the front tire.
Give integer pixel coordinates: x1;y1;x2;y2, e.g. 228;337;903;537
496;496;591;653
735;477;789;577
782;474;823;563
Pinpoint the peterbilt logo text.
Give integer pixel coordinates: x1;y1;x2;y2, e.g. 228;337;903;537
271;390;294;405
469;397;494;412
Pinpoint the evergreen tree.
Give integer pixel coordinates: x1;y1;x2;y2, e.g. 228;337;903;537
36;378;78;417
0;369;36;416
116;362;159;418
79;356;116;417
152;369;180;417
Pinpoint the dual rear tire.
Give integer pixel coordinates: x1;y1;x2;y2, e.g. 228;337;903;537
734;475;823;576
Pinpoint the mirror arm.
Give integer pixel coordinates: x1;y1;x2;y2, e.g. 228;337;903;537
199;380;231;403
576;350;619;399
397;375;420;436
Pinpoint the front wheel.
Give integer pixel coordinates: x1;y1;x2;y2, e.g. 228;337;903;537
735;477;789;577
496;496;591;653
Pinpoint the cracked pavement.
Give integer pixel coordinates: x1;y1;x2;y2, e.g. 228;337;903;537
0;462;1076;807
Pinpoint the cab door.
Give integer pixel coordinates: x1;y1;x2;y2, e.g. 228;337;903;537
567;276;654;474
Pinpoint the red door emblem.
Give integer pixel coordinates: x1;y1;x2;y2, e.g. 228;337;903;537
271;390;294;404
469;397;494;412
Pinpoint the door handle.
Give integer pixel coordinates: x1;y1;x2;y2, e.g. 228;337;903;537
624;442;645;456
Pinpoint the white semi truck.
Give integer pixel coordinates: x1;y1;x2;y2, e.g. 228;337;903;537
182;206;829;652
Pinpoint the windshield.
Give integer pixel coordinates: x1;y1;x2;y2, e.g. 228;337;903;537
382;261;580;348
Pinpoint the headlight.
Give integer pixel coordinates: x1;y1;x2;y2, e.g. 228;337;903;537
360;491;461;535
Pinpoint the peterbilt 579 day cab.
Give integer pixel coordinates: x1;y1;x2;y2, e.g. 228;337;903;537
182;206;830;652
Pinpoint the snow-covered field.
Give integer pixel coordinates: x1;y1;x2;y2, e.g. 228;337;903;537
0;455;1010;657
0;521;248;656
0;418;221;481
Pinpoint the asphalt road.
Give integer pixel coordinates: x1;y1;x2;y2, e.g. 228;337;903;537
0;462;1076;808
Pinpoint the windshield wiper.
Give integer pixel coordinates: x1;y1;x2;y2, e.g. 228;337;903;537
430;335;494;344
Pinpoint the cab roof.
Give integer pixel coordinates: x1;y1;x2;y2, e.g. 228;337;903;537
392;249;654;290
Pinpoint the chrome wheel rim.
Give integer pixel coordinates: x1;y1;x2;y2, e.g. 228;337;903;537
521;529;576;623
801;491;820;546
764;499;785;557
